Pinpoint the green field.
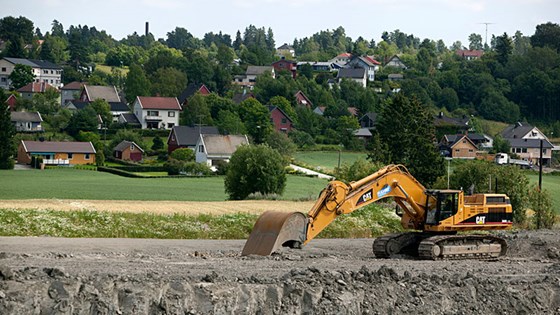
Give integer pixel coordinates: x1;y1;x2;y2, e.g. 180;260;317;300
0;169;329;201
294;151;368;172
527;173;560;213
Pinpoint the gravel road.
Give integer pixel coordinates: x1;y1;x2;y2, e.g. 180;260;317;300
1;230;559;314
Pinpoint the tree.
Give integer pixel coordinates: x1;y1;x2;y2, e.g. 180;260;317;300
150;67;187;97
40;35;69;64
491;135;511;154
468;33;483;50
495;33;513;64
8;64;34;89
124;64;151;104
180;93;212;126
66;106;99;137
32;87;59;115
0;98;16;169
225;144;286;200
531;22;560;52
265;131;296;161
377;94;444;186
529;186;555;229
108;129;145;155
88;99;112;126
238;98;273;143
151;136;164;151
216;110;246;135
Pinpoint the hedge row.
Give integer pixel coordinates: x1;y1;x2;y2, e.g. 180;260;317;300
96;166;213;179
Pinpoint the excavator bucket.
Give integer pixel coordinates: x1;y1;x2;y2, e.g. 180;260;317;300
241;211;308;256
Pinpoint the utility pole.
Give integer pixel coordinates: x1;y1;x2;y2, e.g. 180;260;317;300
479;22;495;48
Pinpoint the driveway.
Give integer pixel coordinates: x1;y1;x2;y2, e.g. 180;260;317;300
289;164;334;180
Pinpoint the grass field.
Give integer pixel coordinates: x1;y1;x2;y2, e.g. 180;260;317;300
0;169;329;201
294;151;368;172
527;173;560;213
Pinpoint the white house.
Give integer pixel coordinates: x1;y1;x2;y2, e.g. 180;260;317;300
195;134;249;169
133;96;181;129
337;68;367;88
0;57;63;89
347;56;380;81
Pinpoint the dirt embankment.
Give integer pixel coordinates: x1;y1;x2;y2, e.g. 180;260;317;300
0;231;559;314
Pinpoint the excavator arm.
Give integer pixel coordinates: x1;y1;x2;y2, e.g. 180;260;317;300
242;164;437;256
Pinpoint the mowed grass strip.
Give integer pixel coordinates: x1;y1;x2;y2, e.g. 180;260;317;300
294;151;368;172
526;173;560;213
0;169;328;201
0;204;401;239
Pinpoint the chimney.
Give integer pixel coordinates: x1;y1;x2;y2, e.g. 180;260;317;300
145;22;149;36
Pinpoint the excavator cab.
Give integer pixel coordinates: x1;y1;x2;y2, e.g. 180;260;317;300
424;190;460;225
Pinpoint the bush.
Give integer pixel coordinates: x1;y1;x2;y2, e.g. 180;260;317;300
225;145;287;200
528;185;555;229
214;160;229;175
334;159;383;182
164;158;184;175
183;162;212;176
151;136;164;150
170;148;195;162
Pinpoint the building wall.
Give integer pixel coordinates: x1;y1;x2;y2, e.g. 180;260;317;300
270;109;292;132
117;146;142;162
61;89;79;106
55;152;95;165
0;59;15;89
133;100;179;129
512;147;552;164
451;140;477;159
36;69;62;88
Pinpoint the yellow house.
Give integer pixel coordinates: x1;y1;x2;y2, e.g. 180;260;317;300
18;140;96;166
440;134;479;159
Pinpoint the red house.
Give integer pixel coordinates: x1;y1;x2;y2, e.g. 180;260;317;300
294;90;313;109
267;105;293;133
272;58;297;79
6;94;17;111
178;83;211;108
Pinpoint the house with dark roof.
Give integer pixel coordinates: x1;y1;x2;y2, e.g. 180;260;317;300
133;96;181;130
433;112;470;137
347;56;380;81
455;49;484;60
0;57;63;89
313;106;326;116
117;113;141;127
63;100;90;111
17;140;96;165
232;91;255;104
60;81;85;106
16;82;58;100
113;141;144;162
233;66;275;88
384;55;407;70
276;43;295;58
359;112;378;129
11;111;43;132
195;134;249;170
177;83;211;108
272;58;297;79
167;125;220;154
267;105;293;133
337;68;367;87
294;90;313;108
108;102;130;122
80;85;121;103
501;122;554;165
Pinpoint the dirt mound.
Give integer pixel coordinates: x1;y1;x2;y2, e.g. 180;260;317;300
0;230;559;314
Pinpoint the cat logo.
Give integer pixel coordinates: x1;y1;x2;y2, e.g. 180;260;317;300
476;216;486;224
356;189;373;206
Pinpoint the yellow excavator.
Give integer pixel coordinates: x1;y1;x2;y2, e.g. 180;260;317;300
242;164;512;260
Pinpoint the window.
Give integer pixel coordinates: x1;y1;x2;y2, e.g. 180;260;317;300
199;145;204;153
468;149;473;152
543;149;548;154
130;145;134;151
1;67;5;72
147;110;159;116
522;148;527;153
68;153;73;159
0;78;5;82
168;111;175;117
167;123;174;128
281;118;287;124
85;154;90;160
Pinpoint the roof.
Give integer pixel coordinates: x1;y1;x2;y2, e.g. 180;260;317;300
201;134;248;155
455;50;484;58
501;122;535;139
337;68;366;79
232;92;255;104
11;111;42;122
137;96;181;110
433;113;469;128
109;102;129;112
246;66;273;76
360;112;377;122
21;141;96;154
267;105;293;122
336;53;352;58
16;82;56;93
83;85;120;102
66;100;90;110
277;43;293;50
354;128;372;137
294;90;313;106
388;73;404;79
178;84;210;104
170;126;220;146
507;138;554;149
347;107;358;116
114;140;144;153
447;134;478;149
351;55;380;66
119;113;140;125
3;57;62;69
61;81;85;90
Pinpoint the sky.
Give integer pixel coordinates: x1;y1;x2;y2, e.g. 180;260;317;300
3;0;559;48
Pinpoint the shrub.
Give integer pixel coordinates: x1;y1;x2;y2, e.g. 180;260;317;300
164;158;184;175
170;148;195;162
225;145;287;200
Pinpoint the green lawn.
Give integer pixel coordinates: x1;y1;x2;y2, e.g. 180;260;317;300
0;169;329;201
527;173;560;213
294;151;368;172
